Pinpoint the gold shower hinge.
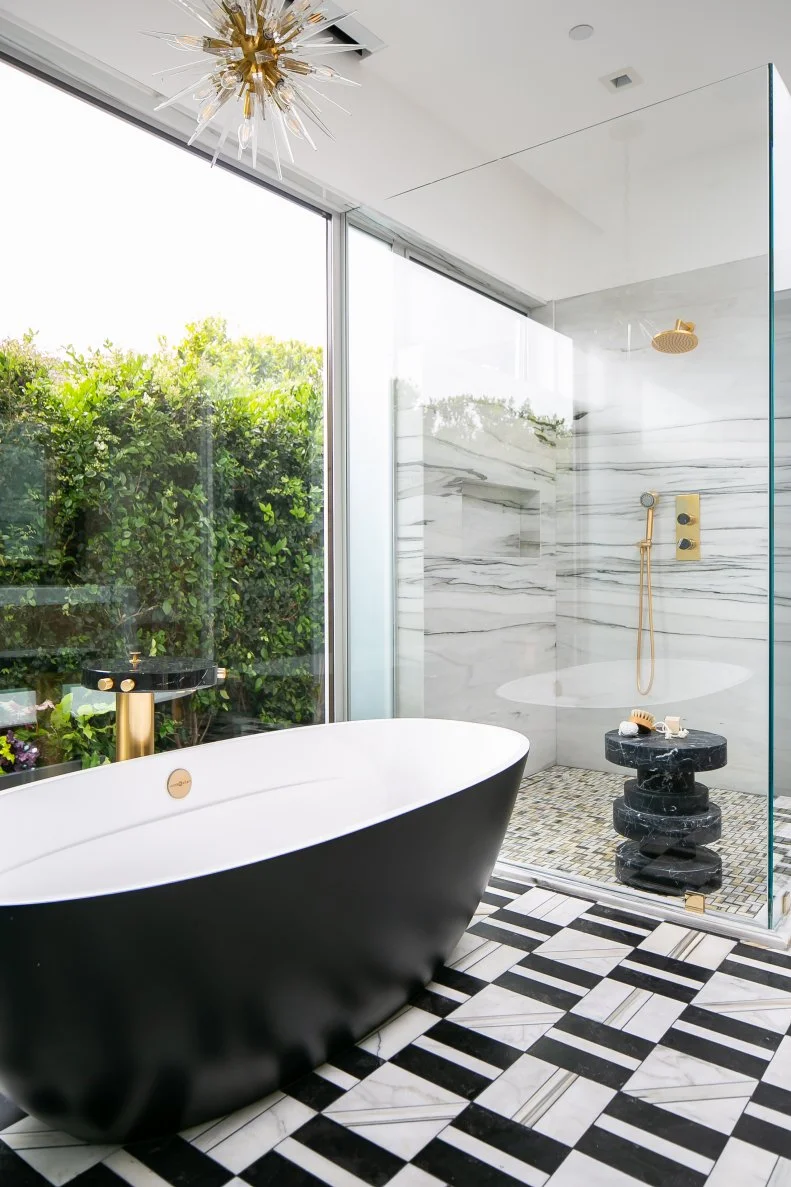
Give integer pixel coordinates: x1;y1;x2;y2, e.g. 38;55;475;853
685;892;706;914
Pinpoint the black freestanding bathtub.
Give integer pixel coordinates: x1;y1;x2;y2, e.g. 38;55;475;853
0;718;528;1142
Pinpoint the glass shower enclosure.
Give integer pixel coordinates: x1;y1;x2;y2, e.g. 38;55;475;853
348;65;791;938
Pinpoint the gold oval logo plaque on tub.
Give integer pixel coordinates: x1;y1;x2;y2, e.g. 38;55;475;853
167;769;192;799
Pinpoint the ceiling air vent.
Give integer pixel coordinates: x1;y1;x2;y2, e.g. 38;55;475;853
601;67;643;93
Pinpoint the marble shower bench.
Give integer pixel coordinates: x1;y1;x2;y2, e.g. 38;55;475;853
605;728;727;896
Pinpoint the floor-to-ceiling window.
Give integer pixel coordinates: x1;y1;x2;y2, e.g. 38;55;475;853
0;60;328;783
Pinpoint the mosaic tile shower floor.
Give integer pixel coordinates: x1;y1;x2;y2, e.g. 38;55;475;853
500;766;781;920
4;878;791;1186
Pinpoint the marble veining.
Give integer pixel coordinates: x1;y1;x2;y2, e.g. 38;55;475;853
606;729;727;896
396;376;561;774
534;256;777;797
395;258;787;912
604;730;729;774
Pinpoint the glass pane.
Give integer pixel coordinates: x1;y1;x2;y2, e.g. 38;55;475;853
771;65;791;930
347;229;395;720
391;257;572;772
526;69;771;923
0;61;327;784
363;68;774;927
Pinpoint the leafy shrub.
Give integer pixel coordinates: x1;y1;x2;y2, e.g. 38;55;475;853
0;319;325;769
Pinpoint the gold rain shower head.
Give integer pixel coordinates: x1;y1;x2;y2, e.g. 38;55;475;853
651;319;699;355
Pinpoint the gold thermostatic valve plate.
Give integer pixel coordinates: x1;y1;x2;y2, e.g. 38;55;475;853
676;493;701;561
167;769;192;800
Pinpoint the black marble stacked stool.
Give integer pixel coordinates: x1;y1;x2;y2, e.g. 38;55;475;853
605;728;727;896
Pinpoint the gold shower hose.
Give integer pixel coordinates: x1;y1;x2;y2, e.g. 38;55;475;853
636;535;655;695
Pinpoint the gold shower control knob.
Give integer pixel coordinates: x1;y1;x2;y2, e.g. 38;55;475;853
98;678;114;692
677;513;695;526
678;538;696;551
120;678;137;692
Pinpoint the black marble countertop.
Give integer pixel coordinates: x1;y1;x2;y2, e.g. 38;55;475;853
83;658;217;693
605;728;727;773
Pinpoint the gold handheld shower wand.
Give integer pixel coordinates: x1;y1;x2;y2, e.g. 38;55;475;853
637;492;658;696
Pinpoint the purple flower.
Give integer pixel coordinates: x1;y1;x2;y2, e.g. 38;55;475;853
1;731;40;774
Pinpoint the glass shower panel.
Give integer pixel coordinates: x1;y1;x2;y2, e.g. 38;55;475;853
347;229;396;720
771;65;791;930
0;61;328;785
524;67;772;921
378;67;776;924
390;256;572;778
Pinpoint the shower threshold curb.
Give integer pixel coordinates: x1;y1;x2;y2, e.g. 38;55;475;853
495;859;791;951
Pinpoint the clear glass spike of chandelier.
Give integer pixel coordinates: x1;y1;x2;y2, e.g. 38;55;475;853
149;0;361;178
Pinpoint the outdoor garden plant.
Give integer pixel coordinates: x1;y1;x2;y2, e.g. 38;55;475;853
0;319;325;771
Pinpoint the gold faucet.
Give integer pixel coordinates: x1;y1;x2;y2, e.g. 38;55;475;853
117;651;152;761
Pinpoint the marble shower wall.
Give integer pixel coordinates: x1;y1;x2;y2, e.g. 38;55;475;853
536;256;773;795
395;392;562;775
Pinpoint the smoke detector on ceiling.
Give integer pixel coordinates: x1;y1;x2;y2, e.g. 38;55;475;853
601;67;643;93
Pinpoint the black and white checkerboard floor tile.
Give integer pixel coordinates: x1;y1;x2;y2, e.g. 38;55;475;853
4;879;791;1187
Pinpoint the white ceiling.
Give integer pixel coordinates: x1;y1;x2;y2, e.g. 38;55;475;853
0;0;790;298
357;0;791;183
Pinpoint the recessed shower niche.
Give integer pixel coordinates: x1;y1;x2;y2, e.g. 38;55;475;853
461;481;541;558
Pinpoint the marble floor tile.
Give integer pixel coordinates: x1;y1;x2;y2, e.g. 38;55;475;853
533;1076;615;1146
358;1006;437;1061
531;926;633;976
621;992;695;1043
194;1093;315;1173
386;1165;446;1187
705;1137;780;1186
0;872;787;1187
761;1037;791;1090
769;1159;791;1186
102;1151;178;1187
459;941;529;982
324;1063;466;1160
624;1043;757;1134
693;971;791;1035
448;982;565;1050
547;1149;647;1186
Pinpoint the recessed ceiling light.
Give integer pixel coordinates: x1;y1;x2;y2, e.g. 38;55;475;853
600;67;643;92
569;24;595;41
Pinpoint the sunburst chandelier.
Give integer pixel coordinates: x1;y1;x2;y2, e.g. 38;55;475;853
149;0;361;177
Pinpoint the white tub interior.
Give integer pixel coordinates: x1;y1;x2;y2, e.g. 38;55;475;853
0;719;528;906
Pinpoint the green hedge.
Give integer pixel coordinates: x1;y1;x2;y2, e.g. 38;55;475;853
0;319;325;768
